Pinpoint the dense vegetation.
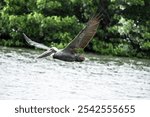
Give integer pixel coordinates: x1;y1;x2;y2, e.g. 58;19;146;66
0;0;150;58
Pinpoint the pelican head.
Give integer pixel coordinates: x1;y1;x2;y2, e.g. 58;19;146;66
75;55;85;62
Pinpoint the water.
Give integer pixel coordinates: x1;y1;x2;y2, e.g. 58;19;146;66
0;47;150;100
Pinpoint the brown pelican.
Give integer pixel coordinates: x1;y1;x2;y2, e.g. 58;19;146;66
23;14;101;62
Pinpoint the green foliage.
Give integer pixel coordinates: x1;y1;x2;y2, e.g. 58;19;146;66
0;0;83;48
114;43;131;57
92;40;114;55
0;0;150;58
141;42;150;50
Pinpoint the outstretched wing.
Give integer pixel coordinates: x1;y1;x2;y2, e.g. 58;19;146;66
23;33;50;50
37;49;56;58
63;13;101;53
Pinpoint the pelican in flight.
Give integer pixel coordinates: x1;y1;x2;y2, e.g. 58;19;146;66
23;14;101;62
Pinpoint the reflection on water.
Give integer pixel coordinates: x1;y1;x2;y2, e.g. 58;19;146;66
0;47;150;100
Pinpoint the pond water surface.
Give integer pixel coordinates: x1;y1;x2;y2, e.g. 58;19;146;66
0;47;150;100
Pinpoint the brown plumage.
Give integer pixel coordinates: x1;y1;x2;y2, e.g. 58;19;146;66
64;14;100;52
23;13;101;62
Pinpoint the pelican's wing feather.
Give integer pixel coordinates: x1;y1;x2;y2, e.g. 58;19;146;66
23;33;50;50
37;49;55;58
64;14;100;52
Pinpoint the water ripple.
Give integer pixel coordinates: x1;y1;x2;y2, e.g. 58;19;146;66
0;47;150;100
